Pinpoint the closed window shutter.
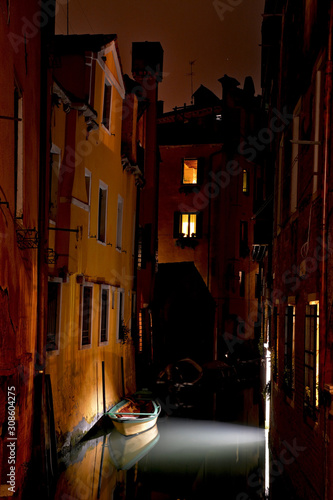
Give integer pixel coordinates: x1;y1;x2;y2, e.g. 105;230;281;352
173;211;180;238
196;212;203;238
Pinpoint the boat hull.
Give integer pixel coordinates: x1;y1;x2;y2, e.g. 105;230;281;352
111;415;158;436
107;397;161;436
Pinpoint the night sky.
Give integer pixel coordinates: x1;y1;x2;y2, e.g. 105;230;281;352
56;0;264;111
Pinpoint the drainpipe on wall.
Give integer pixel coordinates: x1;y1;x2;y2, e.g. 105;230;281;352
323;3;333;500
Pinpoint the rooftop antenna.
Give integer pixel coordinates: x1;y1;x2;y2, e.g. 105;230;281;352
186;60;196;104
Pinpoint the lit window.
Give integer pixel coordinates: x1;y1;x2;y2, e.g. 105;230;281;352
242;169;249;194
98;182;108;243
284;305;295;395
14;87;23;218
174;212;203;239
99;285;110;344
102;78;112;130
46;280;62;352
182;159;198;184
116;195;124;250
81;284;93;347
181;213;197;237
304;301;319;415
239;271;245;297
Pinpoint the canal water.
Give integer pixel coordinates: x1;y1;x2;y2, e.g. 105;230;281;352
52;383;279;500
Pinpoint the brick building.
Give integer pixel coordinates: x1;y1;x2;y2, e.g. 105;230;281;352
0;1;54;497
156;77;264;366
261;1;333;498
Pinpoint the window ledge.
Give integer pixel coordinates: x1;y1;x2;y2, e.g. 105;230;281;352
80;344;92;350
179;185;200;195
175;236;199;249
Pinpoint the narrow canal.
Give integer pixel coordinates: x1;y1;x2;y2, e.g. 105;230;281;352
52;382;279;500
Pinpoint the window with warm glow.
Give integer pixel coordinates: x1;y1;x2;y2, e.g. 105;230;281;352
180;213;197;237
304;301;319;416
242;169;249;194
182;159;198;184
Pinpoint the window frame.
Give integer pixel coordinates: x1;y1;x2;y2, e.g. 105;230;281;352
239;270;245;297
46;278;62;354
284;305;295;396
85;168;92;236
242;169;249;195
116;288;125;343
102;76;112;132
304;301;319;417
273;306;279;382
80;283;93;349
116;194;124;251
97;180;108;244
239;220;249;258
182;158;199;185
99;285;110;346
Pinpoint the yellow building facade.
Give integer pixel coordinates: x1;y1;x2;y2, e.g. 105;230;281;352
46;36;137;449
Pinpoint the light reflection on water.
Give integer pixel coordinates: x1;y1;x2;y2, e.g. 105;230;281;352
54;416;266;500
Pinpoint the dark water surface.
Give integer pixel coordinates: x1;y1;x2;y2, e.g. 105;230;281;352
53;385;278;500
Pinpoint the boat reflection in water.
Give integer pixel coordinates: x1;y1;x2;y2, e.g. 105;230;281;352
108;424;160;470
55;416;265;499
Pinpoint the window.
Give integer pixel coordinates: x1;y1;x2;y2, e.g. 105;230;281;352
239;271;245;297
182;158;198;184
85;169;91;206
239;221;249;257
284;305;295;395
98;181;108;243
173;212;203;239
81;284;93;347
290;100;300;214
116;195;124;250
138;310;143;352
304;301;319;415
181;213;197;237
99;285;110;344
85;169;92;235
14;86;23;219
116;289;125;342
49;146;61;222
273;306;279;381
46;280;62;352
242;169;249;194
102;77;112;130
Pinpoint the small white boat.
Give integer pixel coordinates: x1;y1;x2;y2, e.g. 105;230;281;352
107;395;161;436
